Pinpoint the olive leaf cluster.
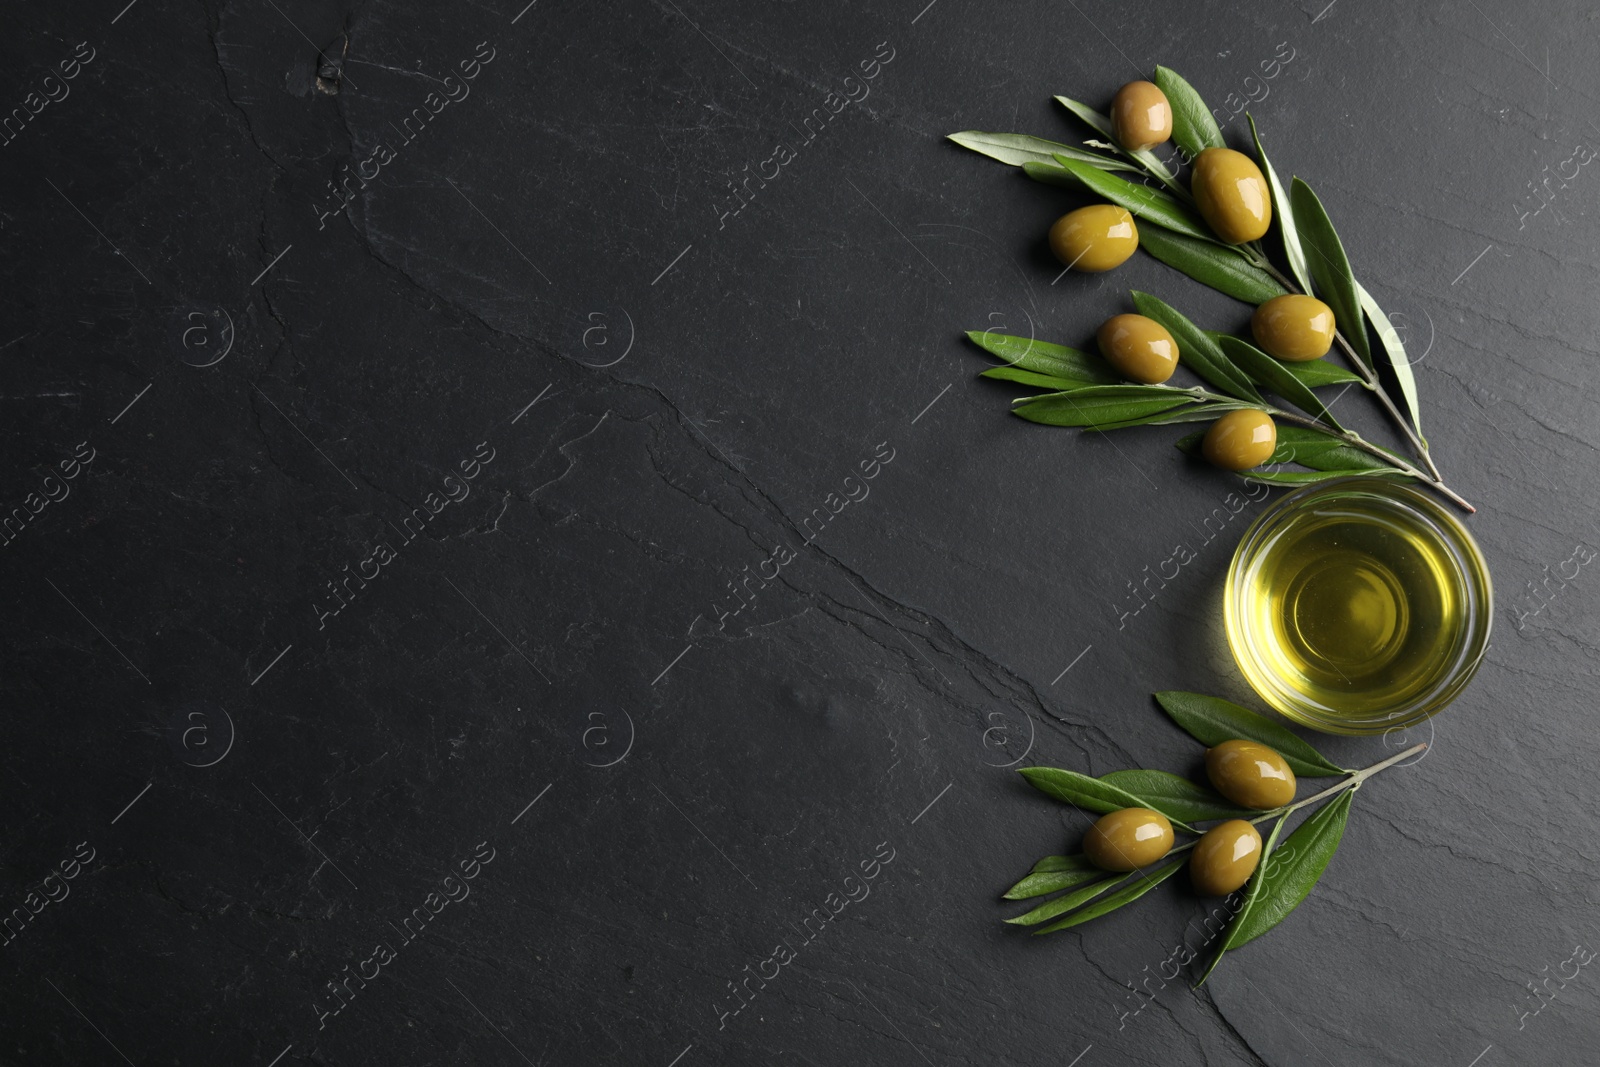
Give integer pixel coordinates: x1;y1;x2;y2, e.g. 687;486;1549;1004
1005;691;1423;982
951;67;1474;512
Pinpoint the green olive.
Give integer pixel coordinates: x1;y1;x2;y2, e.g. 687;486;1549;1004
1205;739;1297;810
1190;819;1263;896
1083;807;1174;871
1049;204;1139;273
1192;147;1272;244
1110;80;1173;151
1097;314;1179;384
1201;409;1276;471
1252;294;1336;362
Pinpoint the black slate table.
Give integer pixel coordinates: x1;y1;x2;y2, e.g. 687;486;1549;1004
3;0;1597;1064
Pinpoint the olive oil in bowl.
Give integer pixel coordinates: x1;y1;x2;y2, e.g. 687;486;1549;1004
1225;479;1491;734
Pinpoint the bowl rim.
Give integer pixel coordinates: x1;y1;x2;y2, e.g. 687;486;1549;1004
1224;476;1493;735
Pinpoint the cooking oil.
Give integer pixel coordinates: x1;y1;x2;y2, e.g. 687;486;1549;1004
1235;497;1467;719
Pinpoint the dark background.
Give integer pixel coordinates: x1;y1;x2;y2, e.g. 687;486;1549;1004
2;0;1596;1063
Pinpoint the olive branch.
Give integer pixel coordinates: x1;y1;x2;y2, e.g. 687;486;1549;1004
1003;691;1423;982
950;66;1474;512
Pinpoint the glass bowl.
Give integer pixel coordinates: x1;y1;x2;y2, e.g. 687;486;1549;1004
1224;477;1492;735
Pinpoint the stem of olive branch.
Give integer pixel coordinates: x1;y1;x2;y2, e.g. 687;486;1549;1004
1163;742;1427;857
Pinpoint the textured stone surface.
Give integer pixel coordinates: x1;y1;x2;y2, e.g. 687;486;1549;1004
3;0;1597;1064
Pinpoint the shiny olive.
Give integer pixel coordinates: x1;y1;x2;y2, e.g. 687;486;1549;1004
1110;80;1173;151
1190;819;1263;896
1083;807;1174;871
1192;147;1272;244
1205;739;1298;810
1097;314;1179;384
1252;294;1336;362
1049;205;1139;273
1201;409;1277;471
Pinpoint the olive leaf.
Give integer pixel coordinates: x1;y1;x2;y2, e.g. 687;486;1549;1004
1050;157;1214;243
1244;468;1412;487
1128;292;1262;403
947;130;1139;171
1172;427;1208;457
1017;766;1198;834
1231;790;1355;947
1289;177;1372;370
1198;815;1287;984
1214;334;1344;429
1153;691;1348;777
1012;385;1200;428
1247;115;1313;294
1004;871;1095;902
1094;401;1248;431
1357;282;1423;439
1033;859;1186;934
1137;225;1287;305
1005;872;1126;926
1018;766;1152;813
1269;425;1398;471
980;366;1091;392
1100;770;1252;823
1003;854;1105;900
1022;161;1083;190
1153;66;1224;160
1278;358;1362;389
966;330;1118;384
1054;95;1114;138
